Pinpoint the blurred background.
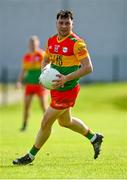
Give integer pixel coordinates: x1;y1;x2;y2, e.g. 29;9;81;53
0;0;127;104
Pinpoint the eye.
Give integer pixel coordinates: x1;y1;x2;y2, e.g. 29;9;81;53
59;21;63;25
65;22;70;26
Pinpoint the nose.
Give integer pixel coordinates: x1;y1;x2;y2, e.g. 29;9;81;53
61;23;66;28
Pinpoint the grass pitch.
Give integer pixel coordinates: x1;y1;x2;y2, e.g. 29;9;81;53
0;82;127;179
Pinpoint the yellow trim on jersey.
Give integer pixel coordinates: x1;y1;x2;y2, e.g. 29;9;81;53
56;32;72;43
74;39;89;61
48;53;88;67
23;62;41;70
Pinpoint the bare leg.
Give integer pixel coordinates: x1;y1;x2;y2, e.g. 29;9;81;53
58;108;89;136
21;95;33;131
13;107;104;165
38;93;48;113
34;106;66;149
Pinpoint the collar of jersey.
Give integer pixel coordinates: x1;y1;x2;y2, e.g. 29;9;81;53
57;32;73;43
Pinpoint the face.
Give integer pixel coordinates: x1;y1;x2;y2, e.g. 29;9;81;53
29;39;40;52
56;17;73;38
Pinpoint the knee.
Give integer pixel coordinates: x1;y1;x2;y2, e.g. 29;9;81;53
58;120;72;128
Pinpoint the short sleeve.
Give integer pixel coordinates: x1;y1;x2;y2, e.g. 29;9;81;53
74;39;90;61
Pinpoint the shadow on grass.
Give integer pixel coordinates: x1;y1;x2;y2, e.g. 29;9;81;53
0;165;14;168
0;164;33;168
112;95;127;111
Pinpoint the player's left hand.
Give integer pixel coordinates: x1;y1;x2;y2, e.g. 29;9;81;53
52;74;67;89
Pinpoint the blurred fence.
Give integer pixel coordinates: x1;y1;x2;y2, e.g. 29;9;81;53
0;55;126;105
1;55;127;84
0;67;22;105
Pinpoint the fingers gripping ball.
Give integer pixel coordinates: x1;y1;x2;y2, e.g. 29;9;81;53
39;65;61;90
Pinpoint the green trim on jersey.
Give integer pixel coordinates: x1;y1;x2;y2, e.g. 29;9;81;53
68;35;78;42
51;64;80;91
23;69;41;84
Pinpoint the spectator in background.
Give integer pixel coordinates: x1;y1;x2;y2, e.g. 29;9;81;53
16;36;48;131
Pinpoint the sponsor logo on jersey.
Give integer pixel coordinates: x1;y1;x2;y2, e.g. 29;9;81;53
35;55;41;61
54;45;60;52
63;47;68;53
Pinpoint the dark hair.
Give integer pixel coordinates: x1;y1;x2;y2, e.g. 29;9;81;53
56;10;73;20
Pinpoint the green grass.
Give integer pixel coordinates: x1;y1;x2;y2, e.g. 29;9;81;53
0;82;127;179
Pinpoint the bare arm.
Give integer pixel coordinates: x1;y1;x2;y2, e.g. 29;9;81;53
66;56;93;81
16;68;25;88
